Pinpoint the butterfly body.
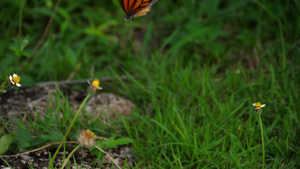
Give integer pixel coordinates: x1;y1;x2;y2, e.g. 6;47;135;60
121;0;158;20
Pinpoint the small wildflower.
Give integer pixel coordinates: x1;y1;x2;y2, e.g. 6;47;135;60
77;129;96;148
88;79;102;91
253;102;265;112
9;73;21;87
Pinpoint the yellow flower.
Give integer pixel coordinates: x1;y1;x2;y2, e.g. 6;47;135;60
9;73;21;87
88;79;102;91
253;102;265;111
77;129;96;148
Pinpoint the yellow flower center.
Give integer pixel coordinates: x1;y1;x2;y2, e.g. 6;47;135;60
255;102;261;107
254;102;262;108
85;130;96;140
13;76;21;84
92;79;100;87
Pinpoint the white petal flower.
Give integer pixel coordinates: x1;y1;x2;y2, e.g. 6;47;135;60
9;73;21;87
253;102;265;111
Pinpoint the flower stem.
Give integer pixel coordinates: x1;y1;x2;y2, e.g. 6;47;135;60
259;114;265;169
48;93;91;169
60;144;81;169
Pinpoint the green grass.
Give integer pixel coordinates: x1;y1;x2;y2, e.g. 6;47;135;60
0;0;300;168
119;53;299;168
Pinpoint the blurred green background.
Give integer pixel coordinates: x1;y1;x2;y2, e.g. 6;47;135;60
1;0;298;83
0;0;299;168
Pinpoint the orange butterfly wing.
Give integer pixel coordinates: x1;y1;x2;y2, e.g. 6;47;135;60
121;0;158;20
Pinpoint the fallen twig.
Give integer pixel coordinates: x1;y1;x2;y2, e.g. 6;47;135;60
0;141;76;158
0;136;108;158
20;0;62;71
95;146;122;169
35;76;137;87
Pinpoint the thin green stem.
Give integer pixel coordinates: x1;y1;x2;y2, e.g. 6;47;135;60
278;21;286;71
19;0;23;51
1;78;9;89
259;114;265;169
0;157;13;168
60;144;81;169
48;93;91;169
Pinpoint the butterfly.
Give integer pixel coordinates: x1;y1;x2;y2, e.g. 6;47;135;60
121;0;158;20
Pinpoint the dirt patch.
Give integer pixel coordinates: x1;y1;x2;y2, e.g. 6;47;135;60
0;144;134;168
0;84;136;168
